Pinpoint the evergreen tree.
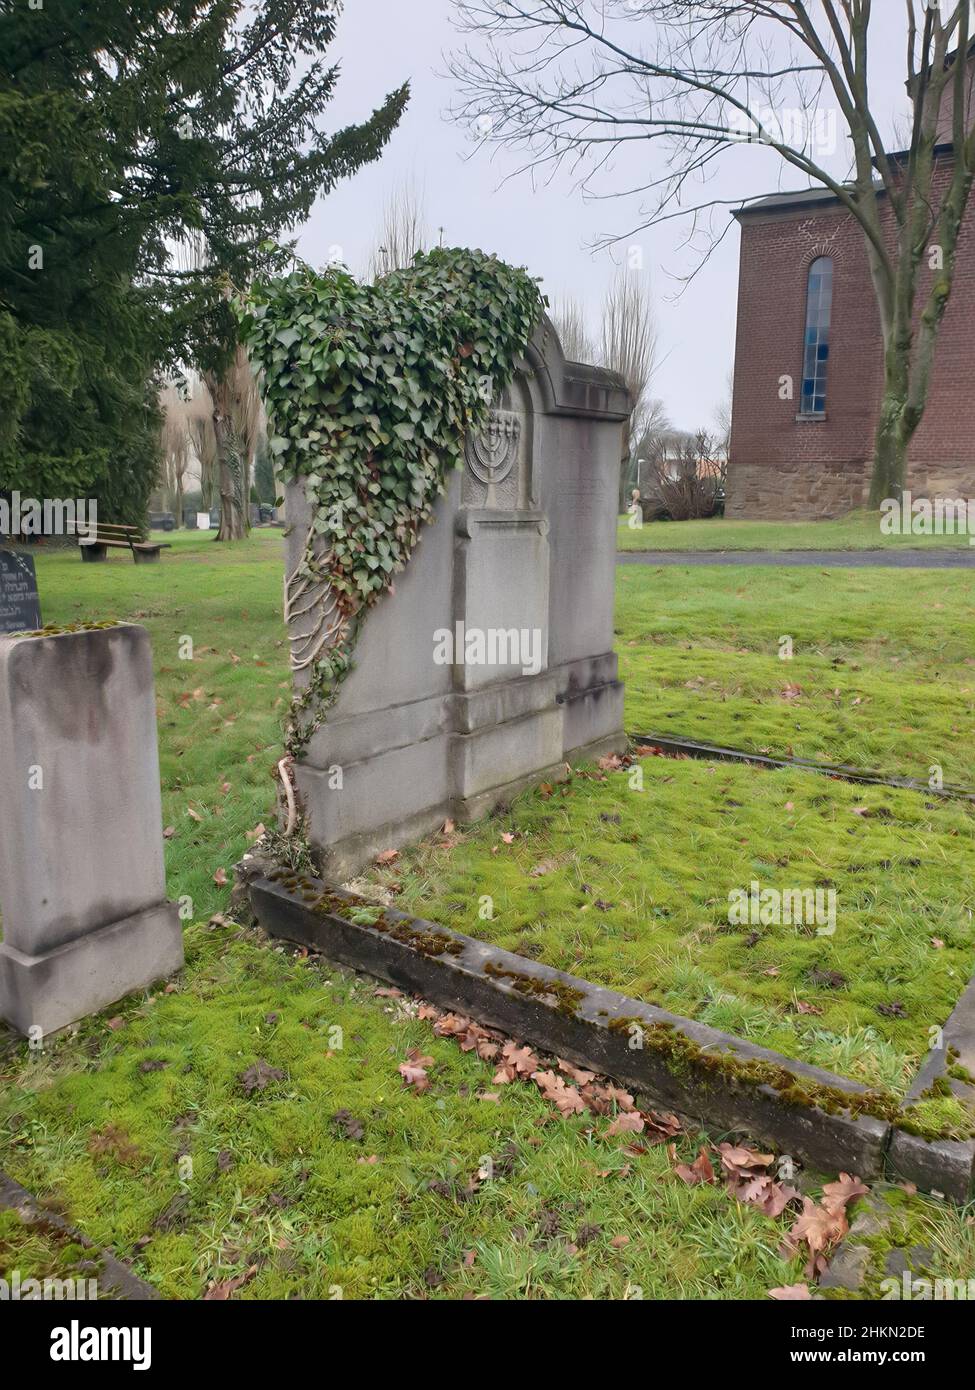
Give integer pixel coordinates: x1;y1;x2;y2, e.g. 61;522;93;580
0;1;408;524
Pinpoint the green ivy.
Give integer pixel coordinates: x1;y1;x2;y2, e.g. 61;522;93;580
236;248;545;755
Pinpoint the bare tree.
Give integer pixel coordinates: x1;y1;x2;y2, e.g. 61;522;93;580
632;396;672;486
159;383;193;523
450;1;975;503
714;367;734;461
600;266;659;504
186;389;219;512
369;182;429;278
551;294;596;360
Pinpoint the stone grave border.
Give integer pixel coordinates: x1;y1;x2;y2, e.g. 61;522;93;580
245;868;975;1202
0;1169;161;1300
630;732;975;802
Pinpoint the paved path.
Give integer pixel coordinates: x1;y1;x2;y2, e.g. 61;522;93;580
617;548;975;568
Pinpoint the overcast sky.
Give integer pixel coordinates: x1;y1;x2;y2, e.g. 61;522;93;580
298;2;916;433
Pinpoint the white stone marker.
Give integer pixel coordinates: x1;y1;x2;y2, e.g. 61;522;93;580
0;622;183;1036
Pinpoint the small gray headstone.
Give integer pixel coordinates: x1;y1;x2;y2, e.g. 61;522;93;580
0;549;41;633
0;622;183;1034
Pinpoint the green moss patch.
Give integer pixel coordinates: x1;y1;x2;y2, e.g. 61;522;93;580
822;1184;975;1301
1;919;820;1301
366;757;975;1099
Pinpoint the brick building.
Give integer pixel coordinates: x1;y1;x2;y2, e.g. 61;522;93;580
726;51;975;521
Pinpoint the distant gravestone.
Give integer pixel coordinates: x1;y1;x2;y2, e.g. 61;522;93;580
0;550;41;634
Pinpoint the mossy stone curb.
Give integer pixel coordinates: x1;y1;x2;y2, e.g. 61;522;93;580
0;1171;161;1300
249;873;892;1180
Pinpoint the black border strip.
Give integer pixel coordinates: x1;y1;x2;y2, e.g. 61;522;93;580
629;732;975;801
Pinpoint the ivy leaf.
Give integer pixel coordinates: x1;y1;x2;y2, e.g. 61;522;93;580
235;247;544;761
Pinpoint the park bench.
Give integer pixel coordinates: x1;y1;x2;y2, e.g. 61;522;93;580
68;522;172;564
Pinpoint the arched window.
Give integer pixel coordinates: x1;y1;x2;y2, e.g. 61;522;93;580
800;257;833;416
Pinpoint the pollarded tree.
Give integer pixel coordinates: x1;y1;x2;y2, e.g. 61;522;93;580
450;1;975;503
204;347;262;541
1;1;408;525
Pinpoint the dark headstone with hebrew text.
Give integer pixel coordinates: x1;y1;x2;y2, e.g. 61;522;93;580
0;550;41;634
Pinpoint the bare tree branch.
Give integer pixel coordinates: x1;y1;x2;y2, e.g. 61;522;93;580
448;1;975;500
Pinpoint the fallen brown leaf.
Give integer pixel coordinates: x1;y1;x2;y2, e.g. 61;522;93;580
674;1147;716;1186
557;1057;596;1086
398;1050;434;1093
822;1172;869;1213
532;1069;586;1115
204;1266;257;1300
606;1111;645;1137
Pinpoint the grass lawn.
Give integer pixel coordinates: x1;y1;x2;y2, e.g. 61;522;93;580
618;509;975;552
2;529;972;1297
1;918;825;1300
617;563;975;783
360;757;975;1105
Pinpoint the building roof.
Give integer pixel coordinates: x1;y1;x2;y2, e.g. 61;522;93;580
734;186;846;218
733;141;956;220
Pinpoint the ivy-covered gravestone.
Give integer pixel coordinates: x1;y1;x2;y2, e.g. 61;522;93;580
239;251;628;878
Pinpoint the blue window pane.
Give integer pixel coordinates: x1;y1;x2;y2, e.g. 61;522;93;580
800;257;833;413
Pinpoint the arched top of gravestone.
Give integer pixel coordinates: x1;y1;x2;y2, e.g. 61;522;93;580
520;315;631;422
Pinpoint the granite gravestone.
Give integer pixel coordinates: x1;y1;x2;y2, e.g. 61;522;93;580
284;317;629;879
0;550;41;634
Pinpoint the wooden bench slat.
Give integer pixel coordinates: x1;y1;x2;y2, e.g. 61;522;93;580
68;524;145;537
71;518;166;562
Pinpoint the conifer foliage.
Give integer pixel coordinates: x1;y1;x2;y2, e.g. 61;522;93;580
0;1;407;520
